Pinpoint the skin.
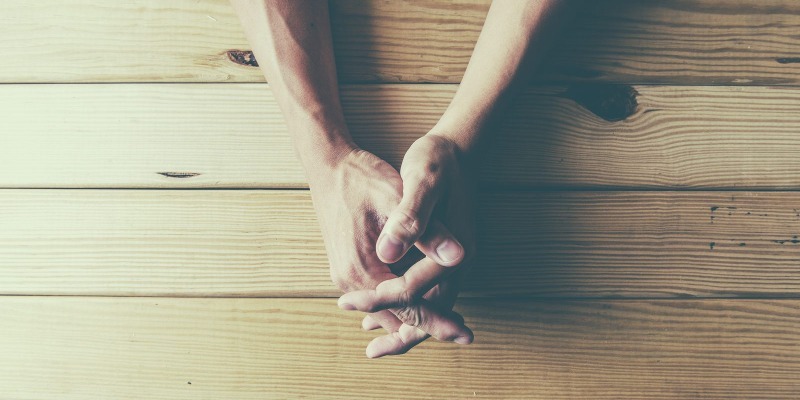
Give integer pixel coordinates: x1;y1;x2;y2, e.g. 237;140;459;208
231;0;570;358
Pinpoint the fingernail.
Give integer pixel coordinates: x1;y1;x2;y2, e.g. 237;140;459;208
338;299;356;310
454;335;472;345
378;234;405;261
436;239;462;264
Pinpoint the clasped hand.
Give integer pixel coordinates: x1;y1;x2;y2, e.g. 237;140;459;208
308;133;476;358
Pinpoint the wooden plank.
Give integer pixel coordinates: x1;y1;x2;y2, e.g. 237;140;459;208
3;0;800;84
545;0;800;85
7;83;800;189
334;0;800;85
0;0;255;83
0;83;305;188
4;189;800;298
1;297;798;399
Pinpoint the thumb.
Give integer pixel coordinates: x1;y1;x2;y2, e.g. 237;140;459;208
377;176;440;264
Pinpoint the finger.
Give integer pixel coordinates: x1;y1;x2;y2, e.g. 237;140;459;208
364;279;470;358
340;288;471;343
423;270;464;311
339;258;451;312
417;279;472;344
335;268;403;333
366;286;465;358
376;172;443;264
366;310;402;333
362;315;382;331
392;300;473;343
415;219;465;267
365;330;429;359
398;323;430;344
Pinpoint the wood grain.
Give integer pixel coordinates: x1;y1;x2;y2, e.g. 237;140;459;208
545;0;800;85
0;83;304;188
3;0;800;84
1;297;798;399
6;84;800;189
5;1;797;396
4;189;800;298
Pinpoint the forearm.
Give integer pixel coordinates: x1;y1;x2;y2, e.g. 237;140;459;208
230;0;354;173
431;0;572;155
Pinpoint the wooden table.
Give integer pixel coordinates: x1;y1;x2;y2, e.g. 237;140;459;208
1;1;799;398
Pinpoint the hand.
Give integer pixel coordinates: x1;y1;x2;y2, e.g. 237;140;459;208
337;134;478;356
308;146;472;357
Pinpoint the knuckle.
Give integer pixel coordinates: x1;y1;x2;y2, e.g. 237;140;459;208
394;306;423;328
378;277;415;307
397;287;414;307
404;163;437;183
392;209;422;239
423;160;442;175
376;276;414;306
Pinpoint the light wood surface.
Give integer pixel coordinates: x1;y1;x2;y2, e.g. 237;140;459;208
3;0;800;84
4;189;800;298
8;84;800;189
5;1;798;397
2;297;798;399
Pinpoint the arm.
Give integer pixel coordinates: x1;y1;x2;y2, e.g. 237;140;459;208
339;0;572;352
230;0;352;174
433;0;572;154
230;0;472;357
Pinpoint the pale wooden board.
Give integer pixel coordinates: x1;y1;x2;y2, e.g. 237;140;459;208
0;0;253;83
3;0;800;84
6;84;800;189
0;83;304;188
4;189;800;298
1;297;798;399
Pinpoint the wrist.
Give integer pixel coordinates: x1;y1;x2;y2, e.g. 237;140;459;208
427;119;482;159
291;122;357;184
